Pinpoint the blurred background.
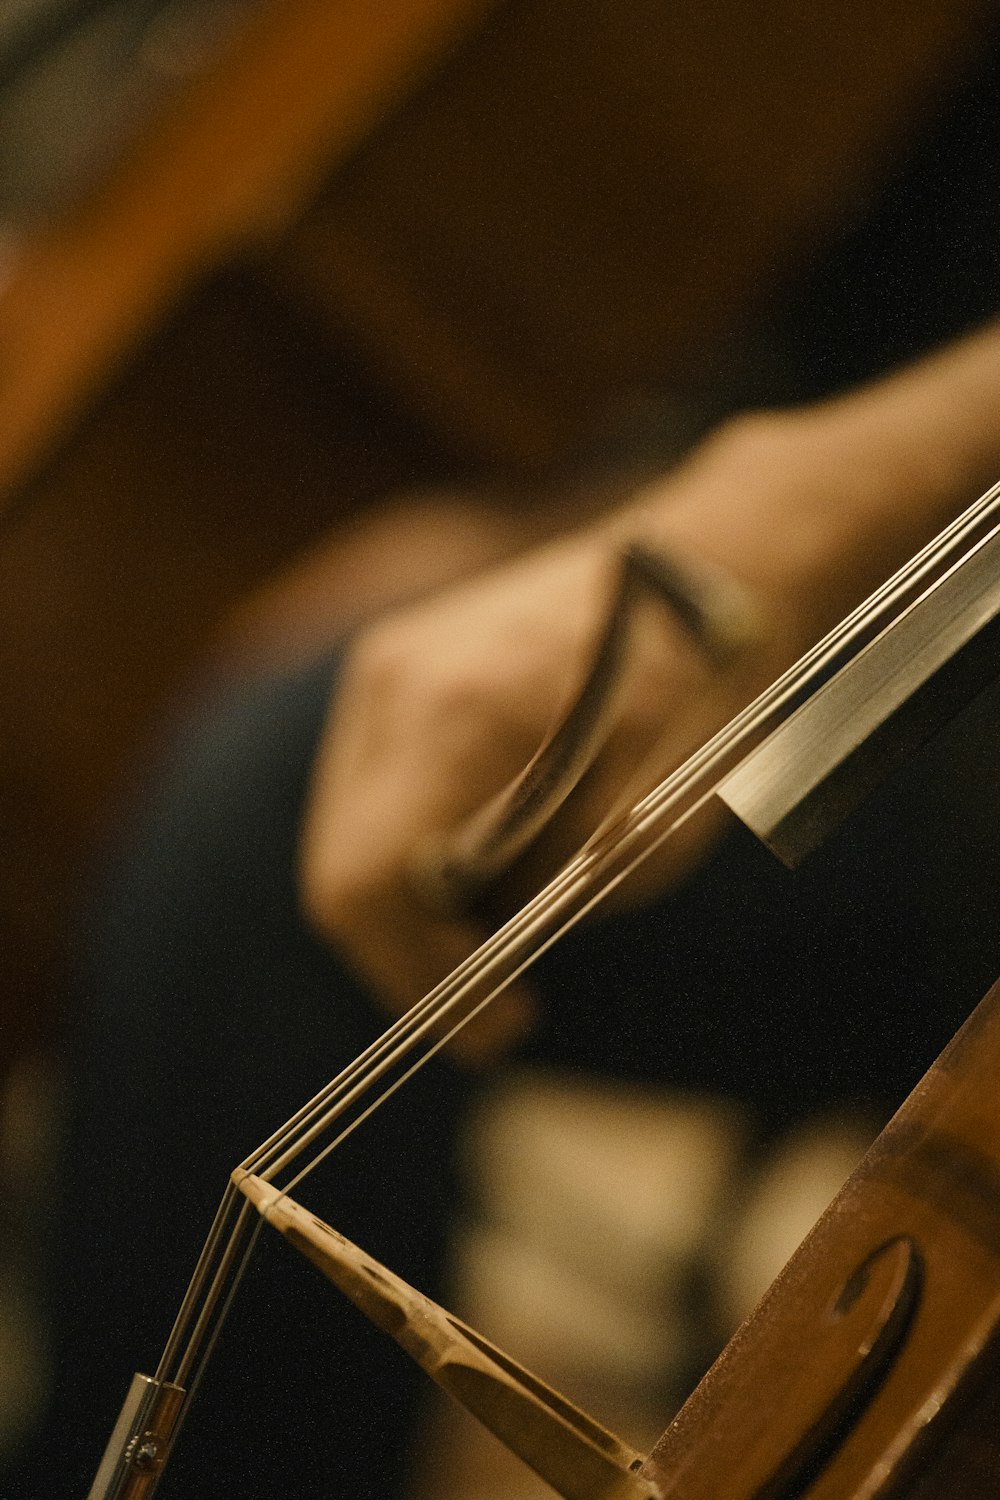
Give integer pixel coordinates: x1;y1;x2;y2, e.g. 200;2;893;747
1;0;999;1494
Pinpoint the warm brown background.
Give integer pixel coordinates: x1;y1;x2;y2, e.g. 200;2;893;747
0;0;994;1067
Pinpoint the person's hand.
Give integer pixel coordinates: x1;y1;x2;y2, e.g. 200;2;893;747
298;404;956;1062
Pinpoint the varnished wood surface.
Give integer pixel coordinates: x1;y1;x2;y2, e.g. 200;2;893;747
644;976;1000;1498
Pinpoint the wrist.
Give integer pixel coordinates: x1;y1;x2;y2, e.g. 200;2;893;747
609;357;994;664
609;410;891;659
836;322;1000;506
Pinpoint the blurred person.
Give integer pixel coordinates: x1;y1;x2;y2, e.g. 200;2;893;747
9;19;1000;1500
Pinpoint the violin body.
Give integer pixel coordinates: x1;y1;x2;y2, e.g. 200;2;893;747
643;974;1000;1499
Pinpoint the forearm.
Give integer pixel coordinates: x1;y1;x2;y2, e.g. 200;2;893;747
839;315;1000;509
615;318;1000;658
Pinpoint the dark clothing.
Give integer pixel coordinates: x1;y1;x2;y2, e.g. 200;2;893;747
18;648;999;1498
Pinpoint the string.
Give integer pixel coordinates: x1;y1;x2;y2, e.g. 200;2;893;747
154;478;1000;1392
149;476;1000;1407
241;473;1000;1190
245;475;1000;1188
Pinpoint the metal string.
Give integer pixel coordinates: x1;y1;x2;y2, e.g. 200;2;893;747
151;476;1000;1407
236;473;1000;1193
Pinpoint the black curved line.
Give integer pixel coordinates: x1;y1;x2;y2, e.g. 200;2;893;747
754;1236;924;1500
